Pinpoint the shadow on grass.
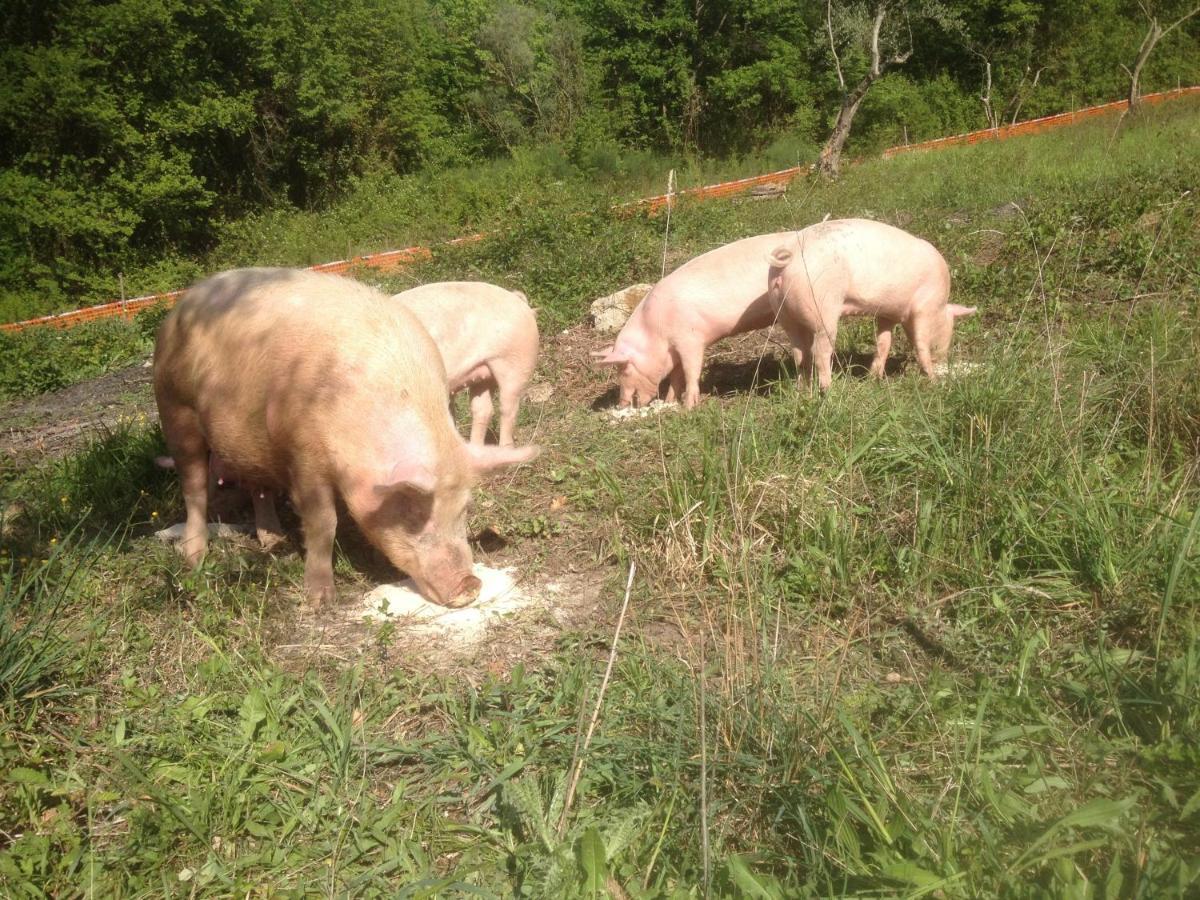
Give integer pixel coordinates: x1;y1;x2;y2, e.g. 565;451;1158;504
587;349;912;409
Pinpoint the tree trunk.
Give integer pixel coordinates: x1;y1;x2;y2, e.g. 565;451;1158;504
817;1;907;180
980;59;997;130
1126;6;1200;113
816;85;870;179
1128;20;1163;112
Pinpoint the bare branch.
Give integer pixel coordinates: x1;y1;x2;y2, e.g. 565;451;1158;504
977;55;996;129
826;0;846;91
1161;4;1200;37
1007;66;1043;124
869;3;887;77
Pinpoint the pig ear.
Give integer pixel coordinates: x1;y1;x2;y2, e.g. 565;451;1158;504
467;443;540;475
948;304;977;318
377;457;438;495
591;345;631;367
767;246;793;268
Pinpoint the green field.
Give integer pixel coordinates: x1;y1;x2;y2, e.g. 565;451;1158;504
1;99;1198;896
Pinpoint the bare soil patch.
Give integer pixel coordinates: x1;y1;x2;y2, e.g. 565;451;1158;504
0;359;155;463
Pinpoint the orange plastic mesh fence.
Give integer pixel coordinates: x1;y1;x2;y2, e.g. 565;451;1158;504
882;85;1200;158
3;86;1196;335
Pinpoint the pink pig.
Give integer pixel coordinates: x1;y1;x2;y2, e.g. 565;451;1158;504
593;232;811;408
392;282;539;446
153;268;538;607
766;218;975;390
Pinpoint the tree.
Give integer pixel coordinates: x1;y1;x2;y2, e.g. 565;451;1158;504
958;0;1044;129
816;0;959;179
1123;1;1200;111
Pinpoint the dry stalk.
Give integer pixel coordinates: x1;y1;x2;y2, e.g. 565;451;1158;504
698;631;711;897
557;561;637;837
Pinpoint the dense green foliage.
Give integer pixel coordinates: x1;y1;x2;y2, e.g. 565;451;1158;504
2;0;1198;320
1;101;1198;895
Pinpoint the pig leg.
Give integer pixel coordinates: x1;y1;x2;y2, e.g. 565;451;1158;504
251;489;285;551
811;316;840;392
902;314;940;381
780;318;815;386
491;362;533;447
160;406;210;567
870;318;897;378
665;365;686;404
467;383;495;446
496;385;522;447
292;477;339;605
678;343;706;410
903;319;939;380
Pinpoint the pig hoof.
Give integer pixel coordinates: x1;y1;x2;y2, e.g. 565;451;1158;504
304;579;337;608
257;530;286;551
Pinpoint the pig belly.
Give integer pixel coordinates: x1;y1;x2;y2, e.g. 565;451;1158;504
453;363;494;391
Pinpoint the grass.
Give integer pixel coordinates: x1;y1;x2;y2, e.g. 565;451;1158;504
0;99;1199;895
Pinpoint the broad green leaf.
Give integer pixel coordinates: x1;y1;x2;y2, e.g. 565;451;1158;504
1023;776;1072;794
576;827;607;896
1180;786;1200;820
239;688;268;741
881;860;942;888
7;767;50;787
726;854;784;899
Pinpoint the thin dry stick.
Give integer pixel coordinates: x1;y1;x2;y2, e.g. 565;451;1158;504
557;561;637;837
698;633;711;897
661;169;677;278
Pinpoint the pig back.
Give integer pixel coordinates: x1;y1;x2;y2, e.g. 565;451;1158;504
809;219;946;299
155;268;453;482
643;231;805;339
394;282;538;387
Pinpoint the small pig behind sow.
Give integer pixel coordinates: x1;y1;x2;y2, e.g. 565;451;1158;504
593;232;808;409
766;218;975;390
392;282;539;446
153;268;537;607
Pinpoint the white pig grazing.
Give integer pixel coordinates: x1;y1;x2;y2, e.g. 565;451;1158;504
153;268;538;608
392;282;539;446
592;232;811;409
766;218;975;390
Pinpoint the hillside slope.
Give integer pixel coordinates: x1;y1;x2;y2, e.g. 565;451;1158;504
0;100;1198;896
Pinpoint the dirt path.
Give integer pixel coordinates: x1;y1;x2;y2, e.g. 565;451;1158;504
0;360;156;465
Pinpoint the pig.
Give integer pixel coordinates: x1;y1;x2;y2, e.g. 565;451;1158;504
153;268;538;607
592;232;813;409
392;282;539;446
765;218;975;390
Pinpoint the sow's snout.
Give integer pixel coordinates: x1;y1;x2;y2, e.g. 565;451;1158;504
440;572;483;609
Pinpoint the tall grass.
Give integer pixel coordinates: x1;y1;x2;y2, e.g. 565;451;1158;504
0;97;1197;896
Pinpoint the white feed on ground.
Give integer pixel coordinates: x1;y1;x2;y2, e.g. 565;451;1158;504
604;399;679;422
933;359;984;377
155;522;252;543
359;564;536;645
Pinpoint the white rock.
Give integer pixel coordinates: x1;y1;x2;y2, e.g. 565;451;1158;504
605;399;679;422
525;382;554;403
933;360;984;378
590;284;653;333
